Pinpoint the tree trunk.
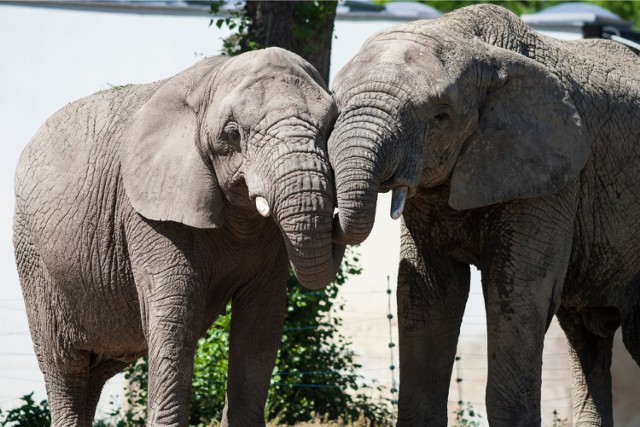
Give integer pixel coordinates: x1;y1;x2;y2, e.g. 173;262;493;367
244;1;337;84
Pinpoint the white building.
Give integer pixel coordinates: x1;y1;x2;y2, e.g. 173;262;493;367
0;1;637;425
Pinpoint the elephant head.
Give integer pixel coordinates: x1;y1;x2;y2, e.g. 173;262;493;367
121;48;344;288
329;16;589;244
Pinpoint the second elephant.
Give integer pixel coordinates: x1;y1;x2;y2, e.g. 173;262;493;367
329;5;640;426
14;48;344;426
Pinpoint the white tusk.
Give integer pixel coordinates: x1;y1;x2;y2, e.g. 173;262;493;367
255;196;271;217
390;186;408;220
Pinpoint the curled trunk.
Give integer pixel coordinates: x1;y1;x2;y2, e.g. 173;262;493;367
328;106;396;245
270;148;345;289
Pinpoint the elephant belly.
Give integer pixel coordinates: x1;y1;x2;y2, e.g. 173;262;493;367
19;196;145;357
565;202;640;309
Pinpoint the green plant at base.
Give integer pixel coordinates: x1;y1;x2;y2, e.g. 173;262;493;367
265;248;390;426
105;358;148;426
188;308;230;423
451;401;483;427
187;247;390;425
0;393;50;427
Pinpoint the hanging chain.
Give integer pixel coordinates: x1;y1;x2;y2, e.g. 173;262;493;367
386;276;398;415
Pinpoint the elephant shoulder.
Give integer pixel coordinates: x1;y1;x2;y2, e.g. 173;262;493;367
17;83;157;182
14;82;162;225
558;38;640;98
571;38;639;61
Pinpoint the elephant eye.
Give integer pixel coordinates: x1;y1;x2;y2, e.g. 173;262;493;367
224;122;241;149
434;112;450;123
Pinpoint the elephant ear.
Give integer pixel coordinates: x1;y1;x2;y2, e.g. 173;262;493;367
121;57;228;228
448;46;589;210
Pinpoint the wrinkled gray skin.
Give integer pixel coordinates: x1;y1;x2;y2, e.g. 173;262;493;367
13;48;345;426
329;5;640;426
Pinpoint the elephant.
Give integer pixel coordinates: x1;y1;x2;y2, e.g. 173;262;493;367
13;47;345;426
328;4;640;426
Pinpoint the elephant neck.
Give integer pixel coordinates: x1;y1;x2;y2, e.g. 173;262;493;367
444;5;540;58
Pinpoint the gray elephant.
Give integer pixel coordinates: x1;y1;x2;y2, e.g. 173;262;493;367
13;48;345;426
328;4;640;426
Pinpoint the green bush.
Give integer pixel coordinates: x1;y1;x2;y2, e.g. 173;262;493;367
264;249;390;425
450;402;483;427
0;393;50;427
189;249;390;425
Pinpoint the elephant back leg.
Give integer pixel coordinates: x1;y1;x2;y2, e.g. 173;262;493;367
621;302;640;366
556;305;619;427
15;219;91;426
41;356;92;427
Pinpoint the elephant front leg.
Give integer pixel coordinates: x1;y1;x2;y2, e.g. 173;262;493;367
557;305;619;427
482;198;575;427
143;277;202;426
397;223;471;426
221;253;288;426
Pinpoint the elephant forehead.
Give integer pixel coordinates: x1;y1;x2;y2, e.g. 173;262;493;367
223;49;318;88
216;76;335;130
336;45;453;104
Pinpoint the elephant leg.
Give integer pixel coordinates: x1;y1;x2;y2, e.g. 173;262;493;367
621;303;640;366
396;222;471;426
127;221;208;426
15;235;89;426
142;278;201;426
556;305;618;427
482;197;575;427
19;261;92;425
83;358;130;425
221;250;288;427
40;353;91;427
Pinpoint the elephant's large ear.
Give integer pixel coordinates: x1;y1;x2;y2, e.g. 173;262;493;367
121;57;228;228
448;45;589;210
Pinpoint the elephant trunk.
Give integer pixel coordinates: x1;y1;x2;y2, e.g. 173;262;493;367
328;103;399;246
270;147;346;289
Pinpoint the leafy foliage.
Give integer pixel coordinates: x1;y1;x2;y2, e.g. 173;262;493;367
290;1;338;58
209;0;337;82
265;249;390;425
186;248;390;425
105;358;148;426
210;0;338;57
0;393;50;427
188;309;230;423
209;0;261;54
450;402;483;427
590;0;640;28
